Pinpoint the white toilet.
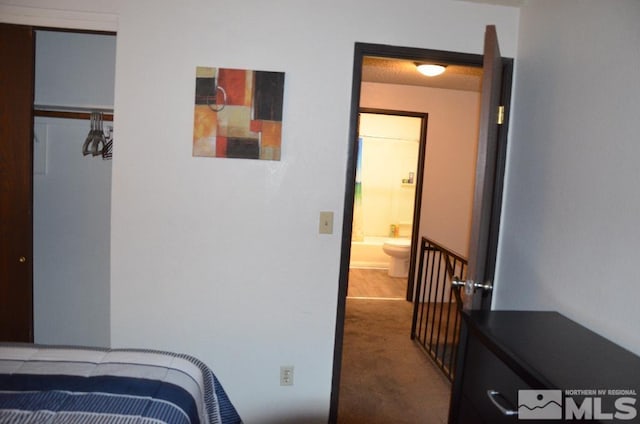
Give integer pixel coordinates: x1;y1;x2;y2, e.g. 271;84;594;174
382;238;411;277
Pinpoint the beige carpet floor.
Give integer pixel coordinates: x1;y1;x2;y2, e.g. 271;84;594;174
337;298;451;424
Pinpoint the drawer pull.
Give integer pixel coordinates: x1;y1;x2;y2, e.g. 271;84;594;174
487;390;519;416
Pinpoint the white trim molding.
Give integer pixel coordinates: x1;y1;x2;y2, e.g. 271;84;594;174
0;5;118;32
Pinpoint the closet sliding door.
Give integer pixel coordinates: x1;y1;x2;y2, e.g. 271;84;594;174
0;23;35;342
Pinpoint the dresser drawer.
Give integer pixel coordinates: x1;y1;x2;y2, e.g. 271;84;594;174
451;311;640;424
461;334;529;423
457;394;484;424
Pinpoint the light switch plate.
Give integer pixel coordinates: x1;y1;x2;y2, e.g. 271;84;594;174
319;211;334;234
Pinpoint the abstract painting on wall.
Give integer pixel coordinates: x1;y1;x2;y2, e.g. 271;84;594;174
193;66;285;160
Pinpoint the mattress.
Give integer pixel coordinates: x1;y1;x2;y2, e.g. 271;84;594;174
0;343;242;424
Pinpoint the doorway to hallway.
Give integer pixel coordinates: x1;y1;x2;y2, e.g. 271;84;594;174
332;43;488;423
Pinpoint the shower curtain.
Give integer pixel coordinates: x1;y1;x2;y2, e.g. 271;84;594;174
352;137;364;241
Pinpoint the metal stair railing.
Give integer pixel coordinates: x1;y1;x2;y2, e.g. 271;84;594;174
410;237;467;381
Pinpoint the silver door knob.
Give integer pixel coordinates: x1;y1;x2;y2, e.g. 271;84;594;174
452;277;493;294
18;256;26;263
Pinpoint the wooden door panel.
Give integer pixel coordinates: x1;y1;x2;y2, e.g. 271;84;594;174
449;25;509;424
466;25;503;310
0;23;34;342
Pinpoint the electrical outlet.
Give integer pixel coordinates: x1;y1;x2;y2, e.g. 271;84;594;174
280;365;294;386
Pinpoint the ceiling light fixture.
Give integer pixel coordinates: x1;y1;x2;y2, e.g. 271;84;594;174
416;63;447;77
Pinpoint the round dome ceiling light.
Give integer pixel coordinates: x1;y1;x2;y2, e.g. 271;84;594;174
416;63;447;77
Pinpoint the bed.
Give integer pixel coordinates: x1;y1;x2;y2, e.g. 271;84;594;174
0;343;242;424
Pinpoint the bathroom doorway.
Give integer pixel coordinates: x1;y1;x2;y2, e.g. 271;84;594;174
347;109;427;301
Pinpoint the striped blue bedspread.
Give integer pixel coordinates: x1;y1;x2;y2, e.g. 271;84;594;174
0;343;242;424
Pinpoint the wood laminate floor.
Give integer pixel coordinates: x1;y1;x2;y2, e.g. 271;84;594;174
347;268;406;299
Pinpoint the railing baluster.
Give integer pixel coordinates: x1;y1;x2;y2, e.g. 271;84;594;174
440;257;457;374
416;246;430;348
421;247;437;348
411;238;427;340
416;247;428;347
427;250;443;352
435;252;449;366
411;236;467;381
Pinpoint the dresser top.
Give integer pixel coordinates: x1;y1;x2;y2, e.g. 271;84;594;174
465;310;640;391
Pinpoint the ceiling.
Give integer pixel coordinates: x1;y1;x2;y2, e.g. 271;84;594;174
361;56;483;92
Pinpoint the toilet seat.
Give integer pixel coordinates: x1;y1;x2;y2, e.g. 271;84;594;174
382;238;411;277
384;238;411;248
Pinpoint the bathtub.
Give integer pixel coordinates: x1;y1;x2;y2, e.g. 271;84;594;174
350;236;390;269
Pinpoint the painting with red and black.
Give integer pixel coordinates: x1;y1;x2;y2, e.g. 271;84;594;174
193;67;285;160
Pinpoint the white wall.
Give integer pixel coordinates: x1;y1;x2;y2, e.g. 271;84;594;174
1;1;520;422
494;0;640;356
33;31;115;347
361;82;481;257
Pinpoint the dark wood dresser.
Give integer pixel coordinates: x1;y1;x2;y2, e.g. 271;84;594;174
449;311;640;423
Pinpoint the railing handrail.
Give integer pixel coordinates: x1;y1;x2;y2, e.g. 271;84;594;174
421;237;467;263
421;237;467;279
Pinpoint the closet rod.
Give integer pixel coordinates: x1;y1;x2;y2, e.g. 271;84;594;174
33;104;114;121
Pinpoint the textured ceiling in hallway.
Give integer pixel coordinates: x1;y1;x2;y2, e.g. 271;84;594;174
361;57;483;92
